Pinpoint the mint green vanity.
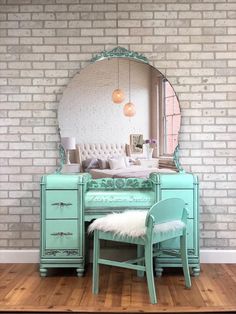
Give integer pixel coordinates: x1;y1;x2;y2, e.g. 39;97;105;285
40;47;200;278
40;172;200;277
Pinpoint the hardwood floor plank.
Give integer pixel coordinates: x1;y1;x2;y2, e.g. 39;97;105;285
5;267;38;305
195;264;226;307
0;264;235;312
23;273;62;306
0;264;35;303
131;274;150;306
206;264;236;306
121;268;132;307
222;264;236;283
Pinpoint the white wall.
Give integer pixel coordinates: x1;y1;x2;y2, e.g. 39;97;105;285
59;59;151;145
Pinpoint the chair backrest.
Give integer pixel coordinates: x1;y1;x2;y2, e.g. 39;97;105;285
145;198;186;227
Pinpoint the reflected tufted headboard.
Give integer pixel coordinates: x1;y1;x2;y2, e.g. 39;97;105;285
75;143;131;164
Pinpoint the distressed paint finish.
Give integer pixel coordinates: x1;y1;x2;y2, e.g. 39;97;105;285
91;46;149;64
40;172;199;276
40;175;86;277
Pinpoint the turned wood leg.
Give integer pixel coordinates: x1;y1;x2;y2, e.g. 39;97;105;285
155;267;163;277
39;267;47;277
76;268;84;277
192;266;201;277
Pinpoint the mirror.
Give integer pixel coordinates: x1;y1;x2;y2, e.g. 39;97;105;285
58;47;181;176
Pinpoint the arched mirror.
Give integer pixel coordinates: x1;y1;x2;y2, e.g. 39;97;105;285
58;47;183;178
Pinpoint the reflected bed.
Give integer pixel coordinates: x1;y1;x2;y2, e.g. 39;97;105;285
90;166;176;179
75;143;177;179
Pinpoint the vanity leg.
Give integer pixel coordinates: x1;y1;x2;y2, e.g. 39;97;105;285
39;267;47;277
76;268;84;277
192;266;200;277
155;267;163;277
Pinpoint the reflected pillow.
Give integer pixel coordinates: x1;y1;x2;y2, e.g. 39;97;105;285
124;156;131;168
110;155;131;168
98;158;110;169
108;157;126;170
82;158;99;172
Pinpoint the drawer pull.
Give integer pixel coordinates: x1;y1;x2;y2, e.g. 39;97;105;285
50;232;73;237
51;202;72;208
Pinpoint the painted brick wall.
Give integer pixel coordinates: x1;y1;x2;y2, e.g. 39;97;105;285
0;0;236;250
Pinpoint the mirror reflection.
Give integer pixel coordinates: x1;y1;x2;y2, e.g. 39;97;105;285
58;57;181;178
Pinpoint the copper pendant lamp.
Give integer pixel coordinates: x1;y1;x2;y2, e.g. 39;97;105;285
123;60;136;117
112;58;125;104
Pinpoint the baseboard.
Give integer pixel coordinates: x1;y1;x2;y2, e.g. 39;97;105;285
200;249;236;263
0;250;40;263
0;249;236;264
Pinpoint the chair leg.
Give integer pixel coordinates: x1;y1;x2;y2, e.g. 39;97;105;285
180;232;191;288
137;244;144;277
144;242;157;304
92;230;100;294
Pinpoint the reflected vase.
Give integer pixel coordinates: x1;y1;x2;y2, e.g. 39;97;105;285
146;146;154;160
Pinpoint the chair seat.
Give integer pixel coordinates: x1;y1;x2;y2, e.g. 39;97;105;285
88;210;185;237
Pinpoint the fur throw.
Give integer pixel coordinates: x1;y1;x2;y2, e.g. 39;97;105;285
88;210;185;238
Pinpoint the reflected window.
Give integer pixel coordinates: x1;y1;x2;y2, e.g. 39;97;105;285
163;79;181;155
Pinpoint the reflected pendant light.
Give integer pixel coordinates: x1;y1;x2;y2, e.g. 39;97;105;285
124;60;136;117
123;102;136;117
112;58;125;104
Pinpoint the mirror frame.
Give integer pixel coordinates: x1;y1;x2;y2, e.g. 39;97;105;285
56;46;184;174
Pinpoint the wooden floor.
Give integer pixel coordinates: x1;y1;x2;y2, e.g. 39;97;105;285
0;264;235;313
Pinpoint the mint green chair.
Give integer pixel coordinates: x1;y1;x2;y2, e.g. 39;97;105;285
89;198;191;304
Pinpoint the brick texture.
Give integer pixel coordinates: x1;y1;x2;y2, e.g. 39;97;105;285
0;0;236;250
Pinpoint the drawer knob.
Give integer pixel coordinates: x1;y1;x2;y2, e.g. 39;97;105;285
51;202;72;208
50;232;73;237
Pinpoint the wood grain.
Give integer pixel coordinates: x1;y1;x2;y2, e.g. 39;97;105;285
0;264;235;312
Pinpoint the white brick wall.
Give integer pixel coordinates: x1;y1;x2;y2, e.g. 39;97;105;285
0;0;236;250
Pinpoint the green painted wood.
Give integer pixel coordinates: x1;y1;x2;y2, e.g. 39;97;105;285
158;219;194;250
40;172;200;278
161;189;194;218
46;190;78;219
45;220;79;249
90;46;149;64
180;231;191;288
154;174;199;275
92;230;100;294
98;258;146;271
85;190;154;210
91;198;191;304
157;173;197;189
87;177;153;190
42;173;91;190
40;175;86;277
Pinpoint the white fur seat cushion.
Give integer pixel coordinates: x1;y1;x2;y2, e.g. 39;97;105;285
88;210;185;238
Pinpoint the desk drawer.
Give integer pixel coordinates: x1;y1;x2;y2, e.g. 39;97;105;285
46;190;77;219
45;219;79;249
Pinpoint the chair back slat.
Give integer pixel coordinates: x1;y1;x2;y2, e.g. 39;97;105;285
145;198;186;227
